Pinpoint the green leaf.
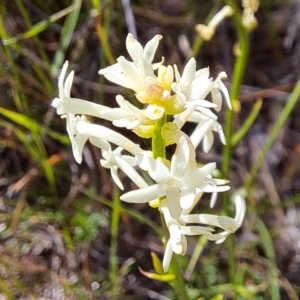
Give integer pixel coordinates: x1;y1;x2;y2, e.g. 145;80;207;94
2;4;80;45
255;216;280;299
0;114;56;191
0;107;69;145
51;0;82;76
138;267;176;282
151;252;164;274
231;98;262;146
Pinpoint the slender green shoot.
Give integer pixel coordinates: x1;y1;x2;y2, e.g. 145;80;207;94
244;77;300;190
109;186;121;299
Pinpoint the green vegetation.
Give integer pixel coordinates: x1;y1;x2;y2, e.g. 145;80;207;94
0;1;300;299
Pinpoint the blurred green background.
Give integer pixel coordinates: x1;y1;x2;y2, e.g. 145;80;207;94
1;0;300;299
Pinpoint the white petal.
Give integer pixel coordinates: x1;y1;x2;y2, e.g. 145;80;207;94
68;132;88;164
58;61;68;97
215;80;231;109
64;70;74;97
162;239;173;273
189;77;213;100
171;136;190;179
184;163;216;187
100;108;132;121
110;166;124;190
100;69;138;90
76;121;143;155
173;64;180;83
173;104;197;129
211;88;222;112
210;192;218;208
186;99;217;108
89;136;110;151
181;213;220;227
137;155;170;183
180;225;214;235
234;194;246;225
199;162;216;175
144;35;162;62
118;56;142;85
217;216;240;232
137;55;155;79
196;107;218;120
169;224;187;255
115;156;149;189
200;184;230;193
66;115;88;164
182;191;203;215
166;186;182;219
120;183;165;203
207;178;230;185
203;130;214;152
145;105;165;120
219;127;226;145
126;33;143;63
121;155;137;166
180;187;196;210
55;97;107;117
190;119;213;149
206;231;229;244
181;58;196;87
195;67;209;78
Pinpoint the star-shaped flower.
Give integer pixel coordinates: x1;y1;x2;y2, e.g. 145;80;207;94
99;34;163;93
100;146;148;190
162;194;246;272
120;127;229;219
188;108;226;152
180;194;246;244
172;58;231;130
52;61;107;118
51;62;88;163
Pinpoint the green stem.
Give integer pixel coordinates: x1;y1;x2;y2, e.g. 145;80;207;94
152;114;167;159
110;186;121;299
222;0;250;286
191;36;204;57
230;99;262;146
152;115;190;300
222;0;250;178
244;77;300;190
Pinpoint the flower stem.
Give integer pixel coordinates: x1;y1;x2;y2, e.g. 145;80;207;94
222;0;250;287
110;186;121;298
153;114;190;300
152;114;167;159
222;0;249;178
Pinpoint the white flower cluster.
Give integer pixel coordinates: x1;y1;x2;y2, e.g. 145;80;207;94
52;34;245;272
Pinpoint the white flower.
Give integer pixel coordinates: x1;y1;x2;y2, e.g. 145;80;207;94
75;119;147;156
195;6;233;41
188;108;226;152
172;59;215;107
120;130;229;218
173;58;231;110
180;194;246;244
98;95;164;132
99;95;149;130
160;199;214;272
162;194;246;272
51;62;88;163
100;146;148;190
172;58;231;131
52;61;107;118
99;34;162;93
